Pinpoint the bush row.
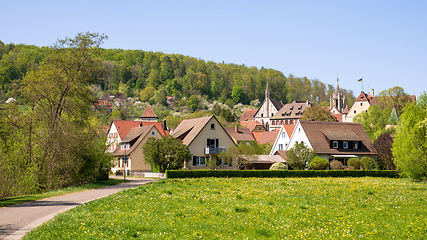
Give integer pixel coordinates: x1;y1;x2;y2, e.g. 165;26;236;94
166;170;399;178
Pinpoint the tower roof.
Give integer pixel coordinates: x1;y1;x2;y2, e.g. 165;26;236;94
140;105;158;118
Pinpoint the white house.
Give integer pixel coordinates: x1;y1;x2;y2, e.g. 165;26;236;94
269;124;296;155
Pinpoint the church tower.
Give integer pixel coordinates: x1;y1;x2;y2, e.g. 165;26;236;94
330;77;346;114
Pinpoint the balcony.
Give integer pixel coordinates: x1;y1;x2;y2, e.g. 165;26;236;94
205;146;226;155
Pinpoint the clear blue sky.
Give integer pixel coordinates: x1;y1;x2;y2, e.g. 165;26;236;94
2;0;426;97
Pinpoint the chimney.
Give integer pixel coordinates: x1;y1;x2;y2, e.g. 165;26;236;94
139;122;143;127
371;89;374;97
162;119;167;131
235;125;238;133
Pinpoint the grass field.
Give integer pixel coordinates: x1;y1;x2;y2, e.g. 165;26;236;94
24;177;426;239
0;179;127;208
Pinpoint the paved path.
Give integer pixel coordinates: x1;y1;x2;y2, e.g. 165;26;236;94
0;178;155;240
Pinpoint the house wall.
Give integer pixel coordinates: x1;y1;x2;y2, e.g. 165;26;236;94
130;127;162;172
344;100;370;122
286;122;313;150
269;126;291;155
188;117;236;170
106;123;120;152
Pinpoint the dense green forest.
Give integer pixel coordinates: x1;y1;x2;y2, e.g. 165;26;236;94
0;40;355;113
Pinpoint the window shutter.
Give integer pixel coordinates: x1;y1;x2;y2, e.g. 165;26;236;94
216;139;219;148
193;156;196;166
207;139;210;147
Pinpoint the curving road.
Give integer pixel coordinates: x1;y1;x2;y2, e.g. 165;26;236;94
0;178;155;240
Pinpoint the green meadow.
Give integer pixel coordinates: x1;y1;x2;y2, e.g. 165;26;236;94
24;178;426;239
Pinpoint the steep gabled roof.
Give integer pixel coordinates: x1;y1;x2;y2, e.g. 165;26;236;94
140;105;158;118
111;125;156;156
170;116;213;146
299;120;377;155
283;125;296;137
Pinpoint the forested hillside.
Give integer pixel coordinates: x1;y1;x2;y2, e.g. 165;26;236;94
0;40;355;109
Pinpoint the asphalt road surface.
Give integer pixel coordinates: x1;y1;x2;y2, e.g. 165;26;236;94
0;178;154;240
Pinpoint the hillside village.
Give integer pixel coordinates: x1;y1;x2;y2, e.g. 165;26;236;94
106;78;409;175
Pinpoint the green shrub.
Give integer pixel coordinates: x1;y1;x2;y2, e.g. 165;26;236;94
348;158;361;170
329;160;343;170
165;170;399;178
360;157;375;170
310;157;329;170
269;162;288;170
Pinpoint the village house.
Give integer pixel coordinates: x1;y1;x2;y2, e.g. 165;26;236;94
269;124;296;155
111;125;162;175
171;115;236;169
224;126;256;145
286;120;377;167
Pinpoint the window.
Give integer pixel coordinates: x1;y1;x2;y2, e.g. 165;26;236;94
354;142;359;149
360;103;363;106
333;141;338;149
278;144;283;150
151;131;156;136
271;113;274;117
211;124;215;130
282;132;286;138
193;156;208;166
261;113;264;117
121;143;130;150
354;110;357;114
343;141;348;149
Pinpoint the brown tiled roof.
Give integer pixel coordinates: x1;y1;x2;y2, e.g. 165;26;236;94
271;100;312;120
240;120;266;132
225;127;255;144
274;150;288;160
300;120;377;155
333;113;343;122
342;105;349;114
112;125;155;156
252;131;279;144
271;99;284;112
240;109;257;121
170;116;212;146
111;120;168;139
140;105;158;118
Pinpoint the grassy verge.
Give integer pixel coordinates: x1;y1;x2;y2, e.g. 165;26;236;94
0;179;127;208
25;177;426;239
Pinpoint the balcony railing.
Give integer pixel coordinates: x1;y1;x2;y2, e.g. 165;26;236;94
204;146;226;155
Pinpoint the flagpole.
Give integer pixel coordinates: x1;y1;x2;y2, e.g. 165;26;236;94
358;77;363;92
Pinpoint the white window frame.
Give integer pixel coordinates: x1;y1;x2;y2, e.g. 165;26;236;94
343;141;348;149
194;156;207;166
333;141;338;149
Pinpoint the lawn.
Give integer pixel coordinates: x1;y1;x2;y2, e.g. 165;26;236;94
24;177;426;239
0;179;127;208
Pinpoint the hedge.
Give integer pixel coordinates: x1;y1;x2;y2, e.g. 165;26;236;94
166;170;399;178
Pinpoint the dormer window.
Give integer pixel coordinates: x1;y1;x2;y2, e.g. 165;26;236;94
121;143;130;150
333;141;338;149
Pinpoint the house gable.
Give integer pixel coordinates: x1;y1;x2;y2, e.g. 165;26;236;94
287;121;313;150
269;125;296;155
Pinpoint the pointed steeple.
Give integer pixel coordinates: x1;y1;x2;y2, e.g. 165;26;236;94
265;79;271;100
336;74;340;91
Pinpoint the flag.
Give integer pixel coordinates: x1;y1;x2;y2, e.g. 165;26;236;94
358;78;363;82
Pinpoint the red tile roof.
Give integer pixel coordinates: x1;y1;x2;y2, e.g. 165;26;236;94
240;109;257;121
252;131;279;144
111;120;168;139
140;105;158;118
240;120;265;132
112;125;156;156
